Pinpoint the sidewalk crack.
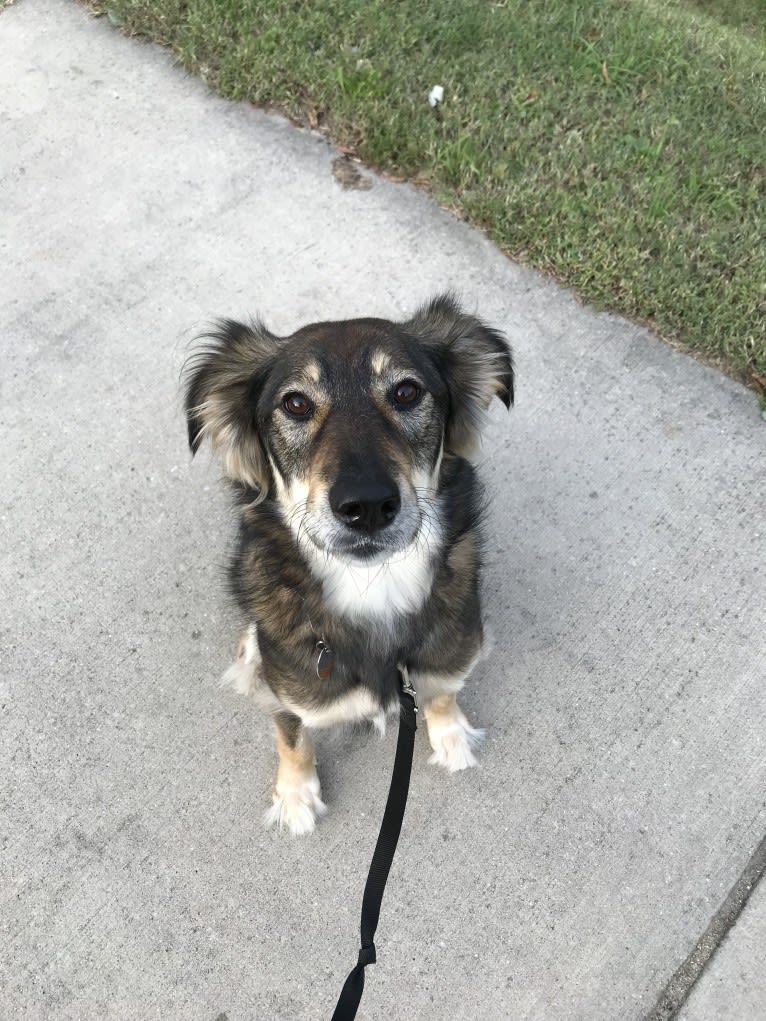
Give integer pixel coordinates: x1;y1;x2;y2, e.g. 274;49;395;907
644;828;766;1020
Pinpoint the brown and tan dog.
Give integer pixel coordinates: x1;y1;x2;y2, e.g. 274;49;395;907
185;295;513;834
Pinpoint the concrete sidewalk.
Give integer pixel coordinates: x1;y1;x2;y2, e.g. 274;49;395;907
2;1;765;1018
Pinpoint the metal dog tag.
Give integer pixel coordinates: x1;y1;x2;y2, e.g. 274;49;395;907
316;640;334;680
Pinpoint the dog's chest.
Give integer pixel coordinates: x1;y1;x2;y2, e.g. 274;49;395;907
306;542;436;625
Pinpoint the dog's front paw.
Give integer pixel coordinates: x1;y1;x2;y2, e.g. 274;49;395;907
263;775;327;836
427;716;484;773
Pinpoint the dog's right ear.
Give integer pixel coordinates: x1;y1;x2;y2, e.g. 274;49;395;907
402;294;513;458
184;319;279;500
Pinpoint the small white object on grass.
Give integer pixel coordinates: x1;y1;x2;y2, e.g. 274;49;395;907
428;85;444;107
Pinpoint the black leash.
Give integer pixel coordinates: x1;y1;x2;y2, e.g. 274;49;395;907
330;671;418;1021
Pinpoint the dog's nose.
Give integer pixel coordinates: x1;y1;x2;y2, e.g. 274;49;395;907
330;479;401;532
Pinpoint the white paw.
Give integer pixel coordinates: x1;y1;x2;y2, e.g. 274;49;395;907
427;718;484;773
263;775;327;836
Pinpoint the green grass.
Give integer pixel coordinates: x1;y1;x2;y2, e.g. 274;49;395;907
96;0;766;398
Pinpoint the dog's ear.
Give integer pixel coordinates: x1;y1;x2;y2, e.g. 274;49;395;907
402;294;513;457
184;319;279;500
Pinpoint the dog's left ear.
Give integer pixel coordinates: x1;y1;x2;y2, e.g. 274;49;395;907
183;319;279;500
402;294;513;457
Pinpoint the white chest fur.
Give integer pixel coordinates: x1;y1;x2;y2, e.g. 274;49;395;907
302;534;439;625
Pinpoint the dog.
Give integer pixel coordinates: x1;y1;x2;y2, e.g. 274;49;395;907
185;294;513;835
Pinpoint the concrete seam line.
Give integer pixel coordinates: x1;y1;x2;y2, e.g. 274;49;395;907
644;829;766;1021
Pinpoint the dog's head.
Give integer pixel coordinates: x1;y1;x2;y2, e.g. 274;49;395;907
185;294;512;562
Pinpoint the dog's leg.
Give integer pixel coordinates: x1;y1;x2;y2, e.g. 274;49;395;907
422;692;484;773
263;711;327;836
221;623;262;696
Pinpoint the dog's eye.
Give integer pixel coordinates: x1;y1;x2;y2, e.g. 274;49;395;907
282;392;314;418
391;381;422;407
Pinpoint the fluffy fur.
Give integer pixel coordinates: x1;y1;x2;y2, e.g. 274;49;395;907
185;294;513;834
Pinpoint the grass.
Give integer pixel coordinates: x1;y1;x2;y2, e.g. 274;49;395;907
93;0;766;400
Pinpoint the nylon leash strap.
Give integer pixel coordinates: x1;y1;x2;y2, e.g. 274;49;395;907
330;672;418;1021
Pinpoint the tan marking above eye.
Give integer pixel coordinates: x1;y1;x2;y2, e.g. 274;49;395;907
305;361;321;384
371;350;390;375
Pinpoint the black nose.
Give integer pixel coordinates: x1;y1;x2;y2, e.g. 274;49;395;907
330;478;401;532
